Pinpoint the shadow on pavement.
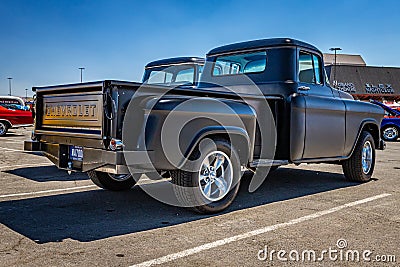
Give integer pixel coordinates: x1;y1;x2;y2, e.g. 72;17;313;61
0;167;361;243
5;165;89;182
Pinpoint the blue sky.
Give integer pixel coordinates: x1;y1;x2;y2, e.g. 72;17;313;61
0;0;399;97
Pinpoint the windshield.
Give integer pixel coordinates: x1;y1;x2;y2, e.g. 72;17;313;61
143;64;199;85
0;103;30;111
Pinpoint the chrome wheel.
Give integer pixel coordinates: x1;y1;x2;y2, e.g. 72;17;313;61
108;173;132;181
383;127;398;140
0;122;7;136
198;151;233;202
362;141;373;174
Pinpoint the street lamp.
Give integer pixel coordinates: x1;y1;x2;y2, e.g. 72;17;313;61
79;67;85;83
329;47;342;87
25;88;28;101
7;77;13;96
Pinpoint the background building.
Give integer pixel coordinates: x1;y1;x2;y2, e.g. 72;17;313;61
324;53;400;103
324;53;366;67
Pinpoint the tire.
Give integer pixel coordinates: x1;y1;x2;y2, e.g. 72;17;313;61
382;125;399;141
171;138;241;214
146;171;171;180
269;166;279;172
0;121;9;136
87;171;139;191
342;131;375;182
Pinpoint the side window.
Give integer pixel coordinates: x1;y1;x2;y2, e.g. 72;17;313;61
147;71;173;84
175;68;195;83
313;55;322;84
299;52;314;83
299;51;323;85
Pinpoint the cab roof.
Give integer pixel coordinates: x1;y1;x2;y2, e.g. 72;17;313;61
145;57;205;69
207;38;320;56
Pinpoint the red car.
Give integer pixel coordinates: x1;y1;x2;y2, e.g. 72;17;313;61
0;104;34;136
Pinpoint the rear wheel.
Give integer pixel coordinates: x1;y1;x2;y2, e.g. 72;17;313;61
0;121;9;136
342;131;375;182
87;171;139;191
171;138;241;214
269;166;279;172
382;125;399;141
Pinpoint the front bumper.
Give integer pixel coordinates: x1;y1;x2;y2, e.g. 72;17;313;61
24;140;154;174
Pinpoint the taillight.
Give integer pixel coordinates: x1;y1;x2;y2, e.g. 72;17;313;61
109;138;124;151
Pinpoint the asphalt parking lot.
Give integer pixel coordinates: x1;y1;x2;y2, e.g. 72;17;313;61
0;128;398;266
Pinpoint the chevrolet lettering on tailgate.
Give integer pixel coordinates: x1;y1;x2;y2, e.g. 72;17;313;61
42;93;102;129
45;103;97;118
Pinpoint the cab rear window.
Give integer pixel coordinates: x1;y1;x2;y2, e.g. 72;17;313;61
212;51;267;76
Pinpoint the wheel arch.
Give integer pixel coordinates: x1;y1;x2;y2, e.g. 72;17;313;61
362;122;380;148
0;119;12;128
348;120;381;157
182;126;252;167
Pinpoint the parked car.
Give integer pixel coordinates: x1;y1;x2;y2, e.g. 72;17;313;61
0;95;26;105
25;38;385;214
142;57;204;87
371;100;400;141
0;103;34;136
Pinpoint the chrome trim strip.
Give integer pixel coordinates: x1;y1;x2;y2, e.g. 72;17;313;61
34;130;102;139
145;62;204;69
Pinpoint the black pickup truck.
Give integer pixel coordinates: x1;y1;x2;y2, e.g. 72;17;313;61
25;38;385;214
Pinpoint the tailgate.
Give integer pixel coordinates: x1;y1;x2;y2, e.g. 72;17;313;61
28;80;147;172
34;82;105;142
41;92;103;133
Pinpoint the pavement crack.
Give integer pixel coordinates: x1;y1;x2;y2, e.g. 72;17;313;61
0;237;25;253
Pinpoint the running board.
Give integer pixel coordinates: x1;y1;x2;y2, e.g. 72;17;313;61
249;159;289;168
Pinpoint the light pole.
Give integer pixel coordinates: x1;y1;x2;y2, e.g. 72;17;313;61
7;77;12;96
79;67;85;83
25;88;28;101
329;47;342;87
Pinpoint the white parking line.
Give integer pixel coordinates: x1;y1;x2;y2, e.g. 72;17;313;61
0;147;23;152
0;147;38;153
0;163;52;171
0;138;26;142
130;193;391;267
0;185;97;199
1;141;23;144
0;178;164;201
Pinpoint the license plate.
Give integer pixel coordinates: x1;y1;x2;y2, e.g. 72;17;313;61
69;146;83;161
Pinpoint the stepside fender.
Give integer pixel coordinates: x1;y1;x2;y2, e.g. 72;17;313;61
344;100;385;156
144;96;257;170
183;125;252;167
347;119;382;157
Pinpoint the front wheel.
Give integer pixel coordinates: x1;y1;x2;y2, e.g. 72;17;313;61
0;121;9;136
342;131;375;182
382;125;399;141
87;171;139;191
171;138;241;214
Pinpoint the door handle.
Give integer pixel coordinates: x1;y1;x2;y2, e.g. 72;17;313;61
298;86;310;91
